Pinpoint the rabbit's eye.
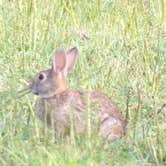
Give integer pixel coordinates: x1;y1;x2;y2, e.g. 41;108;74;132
39;74;44;80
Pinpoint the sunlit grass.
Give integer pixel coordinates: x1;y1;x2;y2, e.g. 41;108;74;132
0;0;165;165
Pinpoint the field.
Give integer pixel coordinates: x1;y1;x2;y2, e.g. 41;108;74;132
0;0;166;165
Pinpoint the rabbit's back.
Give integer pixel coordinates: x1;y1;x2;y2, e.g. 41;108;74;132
91;90;125;139
36;90;125;139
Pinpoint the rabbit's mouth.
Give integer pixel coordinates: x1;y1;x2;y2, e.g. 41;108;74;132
33;92;39;95
30;88;39;95
28;86;38;96
30;86;56;98
28;81;40;95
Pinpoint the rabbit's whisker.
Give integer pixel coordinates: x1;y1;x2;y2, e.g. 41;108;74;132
18;87;29;93
18;88;31;97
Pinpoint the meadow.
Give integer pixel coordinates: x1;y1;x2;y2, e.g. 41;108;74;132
0;0;165;165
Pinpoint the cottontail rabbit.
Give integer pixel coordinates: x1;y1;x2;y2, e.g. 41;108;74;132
29;47;126;140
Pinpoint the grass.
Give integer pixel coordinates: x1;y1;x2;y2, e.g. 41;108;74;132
0;0;166;165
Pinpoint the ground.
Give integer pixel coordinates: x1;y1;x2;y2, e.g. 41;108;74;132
0;0;165;165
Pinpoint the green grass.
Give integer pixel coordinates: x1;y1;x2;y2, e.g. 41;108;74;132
0;0;166;165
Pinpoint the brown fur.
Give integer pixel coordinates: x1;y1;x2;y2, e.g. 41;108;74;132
30;47;126;140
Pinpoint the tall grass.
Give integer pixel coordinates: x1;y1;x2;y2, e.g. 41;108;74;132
0;0;165;165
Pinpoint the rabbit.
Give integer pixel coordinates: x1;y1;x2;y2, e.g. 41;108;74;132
29;47;126;140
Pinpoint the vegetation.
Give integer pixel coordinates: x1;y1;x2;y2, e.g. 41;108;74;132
0;0;165;165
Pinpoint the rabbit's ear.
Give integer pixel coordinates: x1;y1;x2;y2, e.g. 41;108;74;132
63;47;78;76
52;48;66;73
